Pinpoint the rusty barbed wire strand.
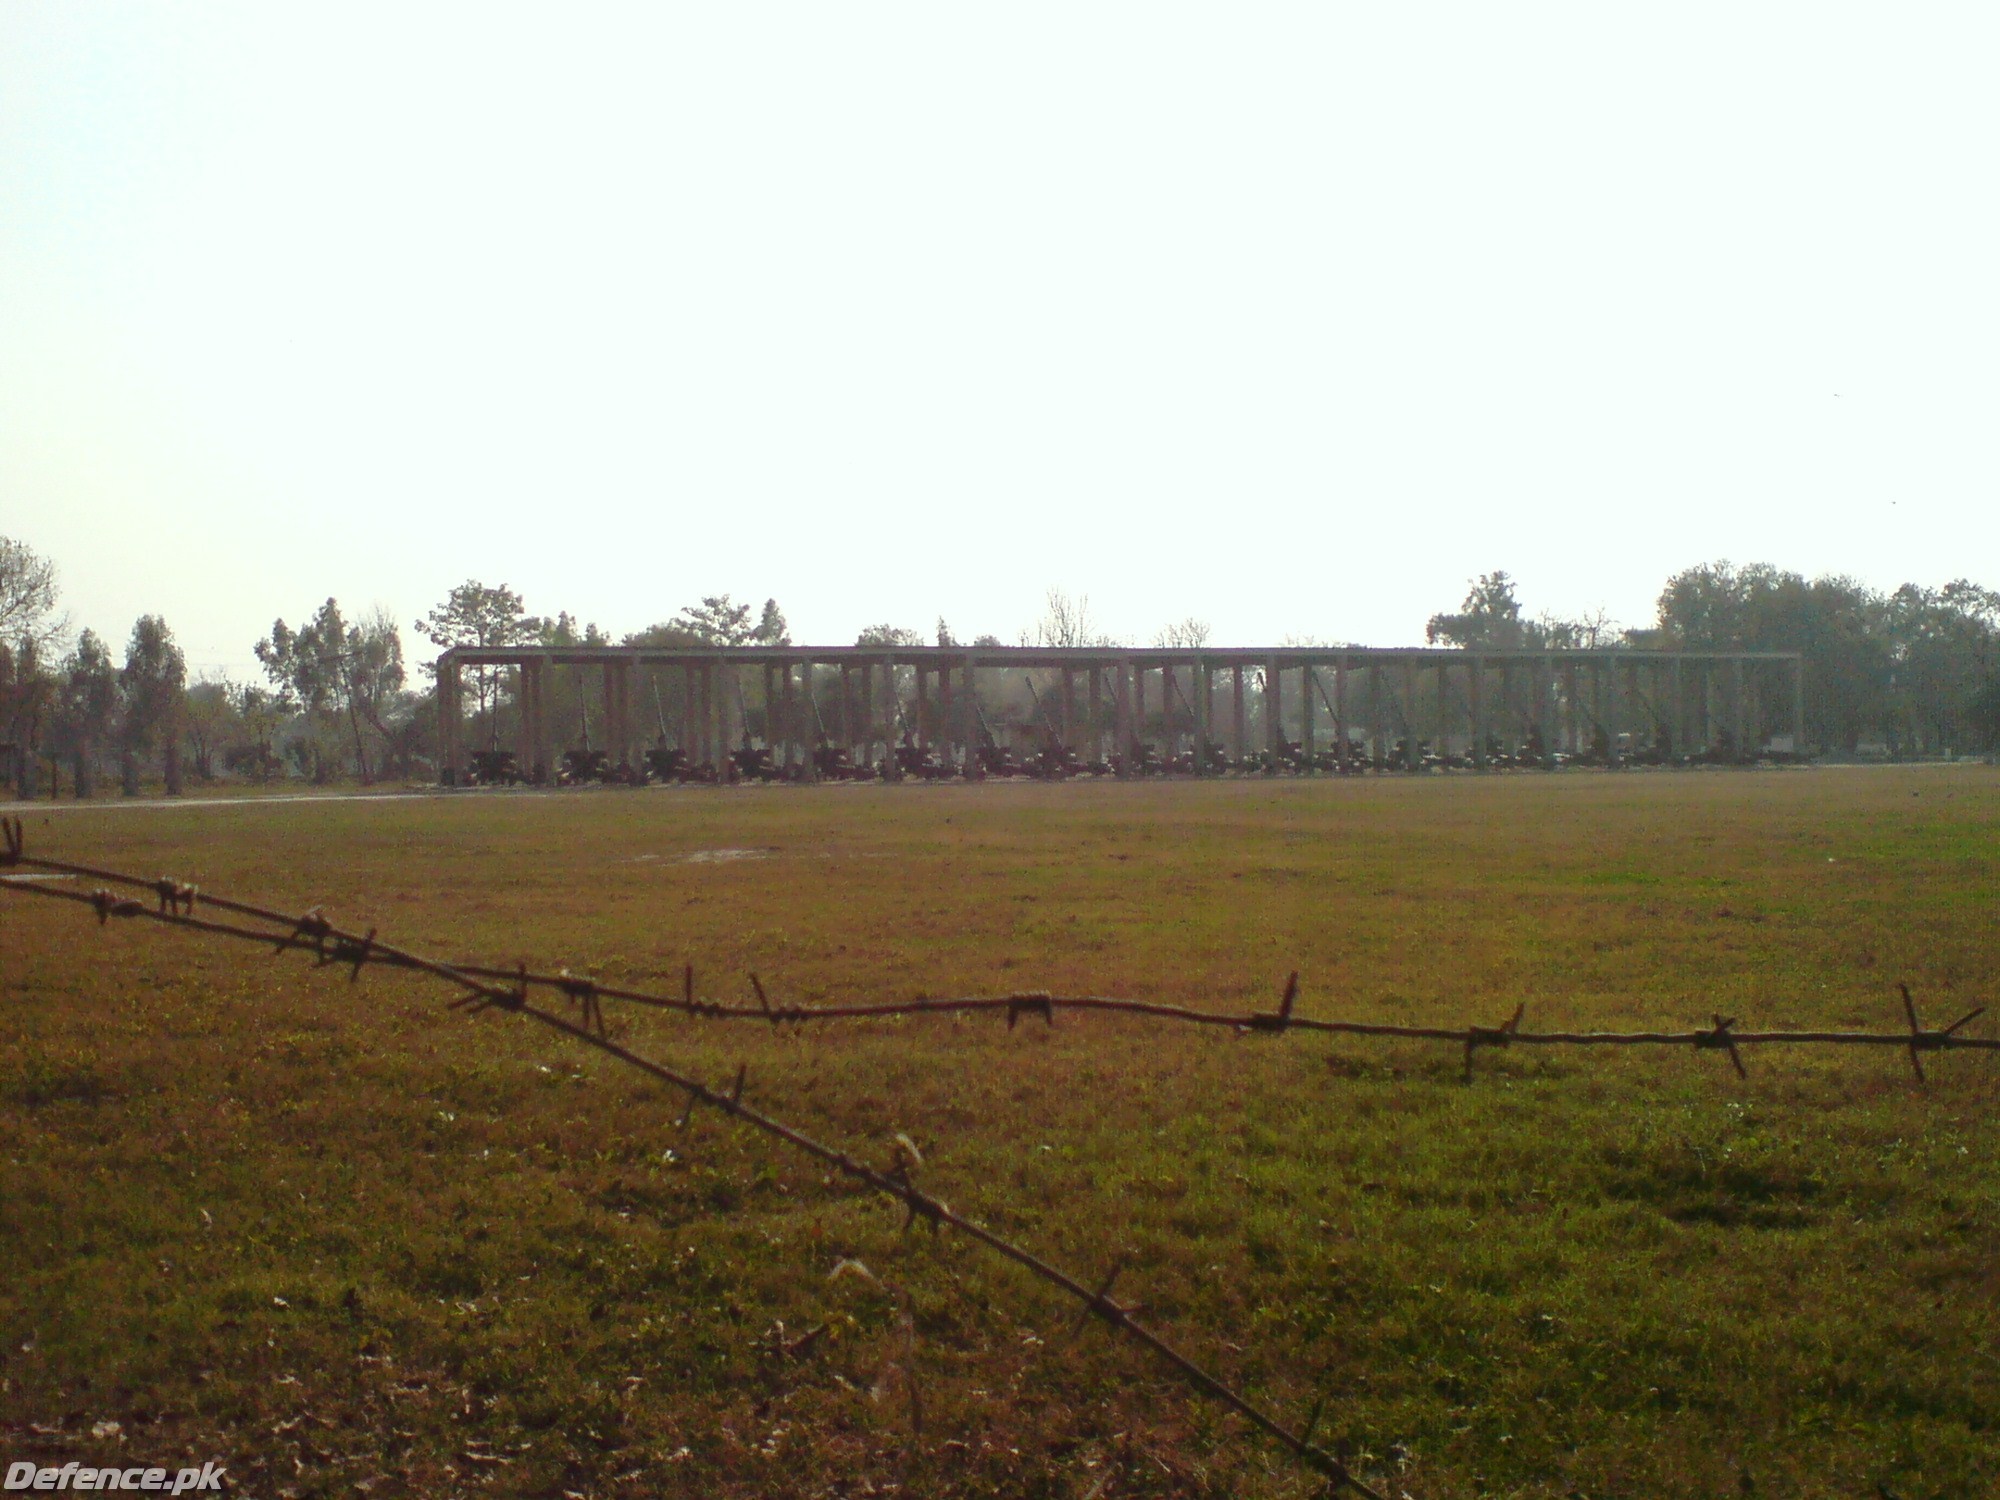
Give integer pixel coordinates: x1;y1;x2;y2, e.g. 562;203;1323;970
436;969;1997;1076
4;828;1992;1080
0;821;1383;1498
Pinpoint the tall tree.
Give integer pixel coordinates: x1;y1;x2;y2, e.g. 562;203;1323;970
1883;581;2000;754
753;598;790;647
855;624;922;647
415;581;545;744
0;536;62;649
345;608;408;775
60;632;118;748
1654;562;1893;753
669;595;757;647
1022;589;1118;649
1427;572;1532;649
121;615;187;790
57;630;120;778
180;679;239;781
1968;677;2000;757
1153;618;1212;649
232;683;286;782
0;538;64;782
259;600;407;783
0;635;56;787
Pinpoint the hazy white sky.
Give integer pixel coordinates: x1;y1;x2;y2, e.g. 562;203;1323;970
3;5;1994;678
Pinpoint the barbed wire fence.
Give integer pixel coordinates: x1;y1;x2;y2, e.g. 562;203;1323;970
5;819;1995;1493
0;820;1386;1499
8;823;1988;1084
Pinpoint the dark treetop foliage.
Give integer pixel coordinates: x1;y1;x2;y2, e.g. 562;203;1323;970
119;615;186;753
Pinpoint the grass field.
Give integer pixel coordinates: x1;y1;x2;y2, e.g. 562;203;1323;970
2;767;1996;1498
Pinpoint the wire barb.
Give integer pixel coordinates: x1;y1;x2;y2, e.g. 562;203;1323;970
1072;1258;1130;1335
1463;1001;1526;1079
153;877;198;916
275;909;332;961
1695;1014;1748;1078
1006;992;1055;1030
1248;971;1302;1033
330;928;378;982
1900;983;1928;1082
559;972;606;1036
90;888;143;924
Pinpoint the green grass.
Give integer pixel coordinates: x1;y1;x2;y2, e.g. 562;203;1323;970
2;767;1997;1498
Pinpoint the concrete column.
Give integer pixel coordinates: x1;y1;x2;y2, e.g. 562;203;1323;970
852;668;868;764
805;663;823;780
1160;663;1175;759
1592;660;1608;764
876;663;896;776
605;662;620;770
776;664;792;768
1195;660;1211;774
617;662;634;771
701;664;716;764
1106;662;1125;772
1301;662;1315;773
1732;658;1747;761
865;661;881;760
889;659;903;760
805;661;820;762
534;661;555;782
1133;665;1148;755
1792;655;1806;754
1334;657;1349;766
690;663;706;767
1089;665;1103;760
720;660;736;773
878;661;892;761
1361;662;1378;767
1061;669;1076;748
1753;660;1767;757
515;665;534;777
1564;662;1580;758
1265;657;1282;770
1232;665;1246;767
1436;661;1450;764
1670;657;1687;758
702;661;717;772
939;665;954;769
1204;660;1218;771
1403;657;1419;769
1536;660;1552;768
1469;656;1486;768
598;664;611;766
440;659;462;785
962;657;981;778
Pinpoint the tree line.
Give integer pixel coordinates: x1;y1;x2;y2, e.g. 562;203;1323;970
2;537;1995;796
1426;566;2000;756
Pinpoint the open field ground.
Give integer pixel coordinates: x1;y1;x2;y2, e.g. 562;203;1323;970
3;768;1997;1498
